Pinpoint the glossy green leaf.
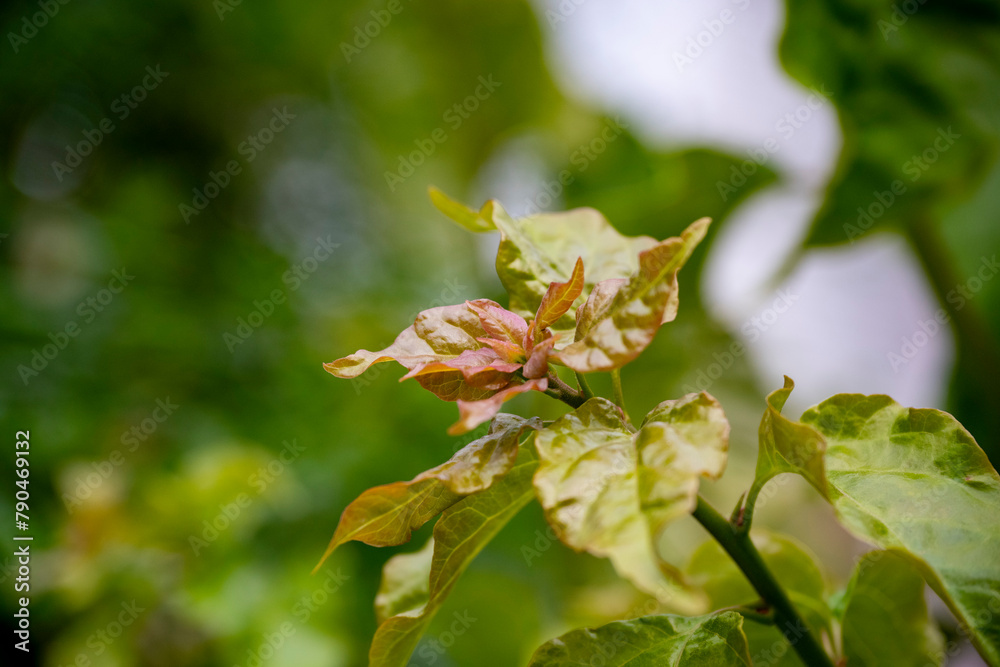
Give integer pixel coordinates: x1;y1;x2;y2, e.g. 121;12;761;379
533;397;731;613
800;394;1000;665
369;446;538;667
428;186;496;233
315;415;539;569
686;531;831;667
740;377;828;525
556;217;710;372
840;550;944;667
528;611;752;666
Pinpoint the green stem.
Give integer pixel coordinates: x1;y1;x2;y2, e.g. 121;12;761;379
575;372;596;401
693;496;834;667
732;478;766;536
610;369;631;424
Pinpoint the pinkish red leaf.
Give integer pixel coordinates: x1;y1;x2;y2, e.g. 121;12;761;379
449;379;548;436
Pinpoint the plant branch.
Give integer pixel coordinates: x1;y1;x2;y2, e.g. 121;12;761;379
544;372;586;409
692;496;834;667
575;372;596;401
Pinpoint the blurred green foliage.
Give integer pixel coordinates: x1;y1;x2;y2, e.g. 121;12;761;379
0;0;997;665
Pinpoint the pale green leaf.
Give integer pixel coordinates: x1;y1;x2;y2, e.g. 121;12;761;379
739;377;827;525
800;394;1000;665
485;199;659;334
533;397;732;613
528;611;752;666
638;392;730;530
556;217;710;372
368;446;538;667
428;186;496;232
840;550;944;667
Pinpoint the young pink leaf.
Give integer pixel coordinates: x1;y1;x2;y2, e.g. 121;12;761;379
324;302;492;378
523;335;559;380
534;257;585;333
467;299;529;345
449;379;548;436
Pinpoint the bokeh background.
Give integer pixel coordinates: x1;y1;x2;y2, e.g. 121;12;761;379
2;0;999;665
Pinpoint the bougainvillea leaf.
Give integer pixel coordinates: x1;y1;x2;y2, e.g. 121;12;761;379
747;376;828;513
638;392;730;531
522;335;558;380
427;186;496;233
449;378;547;436
799;394;1000;665
534;256;585;333
839;551;944;667
573;277;626;342
369;446;538;667
528;611;752;666
533;397;714;613
467;299;529;345
482;199;659;333
315;415;540;569
324;301;494;379
556;218;710;372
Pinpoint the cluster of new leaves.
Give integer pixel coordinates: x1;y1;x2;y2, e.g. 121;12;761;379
319;191;1000;667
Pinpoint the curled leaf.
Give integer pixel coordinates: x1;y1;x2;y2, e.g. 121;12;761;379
449;378;547;436
428;186;496;232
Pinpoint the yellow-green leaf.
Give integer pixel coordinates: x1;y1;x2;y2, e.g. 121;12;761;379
533;397;729;613
485;199;659;334
528;611;752;666
556;217;710;372
800;394;1000;665
428;186;496;232
739;377;828;526
368;446;538;667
